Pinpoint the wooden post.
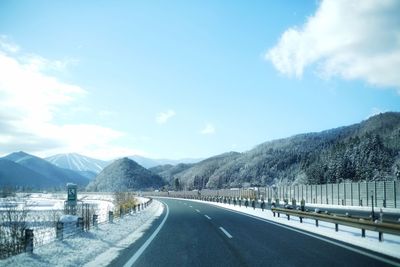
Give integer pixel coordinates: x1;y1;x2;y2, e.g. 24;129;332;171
56;221;63;240
109;211;114;223
93;214;98;227
24;229;34;253
77;217;84;231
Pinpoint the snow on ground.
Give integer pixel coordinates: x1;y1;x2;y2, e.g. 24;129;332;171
0;199;163;267
172;197;400;260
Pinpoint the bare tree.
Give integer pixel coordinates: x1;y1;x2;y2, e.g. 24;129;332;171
0;197;28;259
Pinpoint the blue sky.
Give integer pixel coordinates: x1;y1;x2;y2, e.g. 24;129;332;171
0;0;399;160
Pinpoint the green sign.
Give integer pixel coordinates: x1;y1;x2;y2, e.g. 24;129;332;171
67;184;77;203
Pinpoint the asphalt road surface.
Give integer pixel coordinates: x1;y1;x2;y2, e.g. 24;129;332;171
110;198;400;267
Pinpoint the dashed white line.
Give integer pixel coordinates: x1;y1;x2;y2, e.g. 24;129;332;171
219;227;233;239
195;209;200;213
204;215;211;220
189;205;193;208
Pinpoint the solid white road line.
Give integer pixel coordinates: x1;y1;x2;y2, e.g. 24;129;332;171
195;209;200;213
123;202;169;267
219;227;233;239
204;215;211;220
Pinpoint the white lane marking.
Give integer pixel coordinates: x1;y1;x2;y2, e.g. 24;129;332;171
123;202;169;267
219;227;233;239
156;197;400;266
189;205;193;208
195;209;200;213
213;205;400;267
204;215;211;220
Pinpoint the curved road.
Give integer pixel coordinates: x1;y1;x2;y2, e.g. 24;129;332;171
110;198;400;267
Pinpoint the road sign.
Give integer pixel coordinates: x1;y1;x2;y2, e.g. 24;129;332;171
67;183;77;204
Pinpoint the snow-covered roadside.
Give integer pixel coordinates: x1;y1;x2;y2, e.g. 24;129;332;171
165;197;400;260
0;200;164;267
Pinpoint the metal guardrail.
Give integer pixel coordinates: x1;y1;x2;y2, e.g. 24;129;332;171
271;207;400;241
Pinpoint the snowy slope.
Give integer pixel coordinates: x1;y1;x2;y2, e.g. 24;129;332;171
3;152;89;187
128;155;202;168
45;153;109;174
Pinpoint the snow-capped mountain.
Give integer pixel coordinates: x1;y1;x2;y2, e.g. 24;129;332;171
45;153;109;174
2;151;90;187
128;155;202;168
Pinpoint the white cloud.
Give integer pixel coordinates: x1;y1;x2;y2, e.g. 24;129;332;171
0;37;139;160
266;0;400;90
156;110;176;124
201;123;215;135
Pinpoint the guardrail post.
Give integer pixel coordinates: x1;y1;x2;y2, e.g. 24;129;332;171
109;211;114;223
56;221;64;240
379;232;383;242
24;229;34;253
315;219;318;227
335;223;338;232
361;229;365;237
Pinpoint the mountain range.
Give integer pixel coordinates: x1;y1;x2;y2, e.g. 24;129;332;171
0;151;200;191
1;112;399;191
150;112;400;189
0;152;90;190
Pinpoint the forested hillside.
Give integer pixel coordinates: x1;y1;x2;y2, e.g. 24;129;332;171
151;112;400;189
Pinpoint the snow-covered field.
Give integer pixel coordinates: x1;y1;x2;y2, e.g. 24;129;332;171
0;198;162;267
175;197;400;259
0;193;146;248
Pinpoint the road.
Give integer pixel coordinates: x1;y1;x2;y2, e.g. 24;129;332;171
111;198;400;267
